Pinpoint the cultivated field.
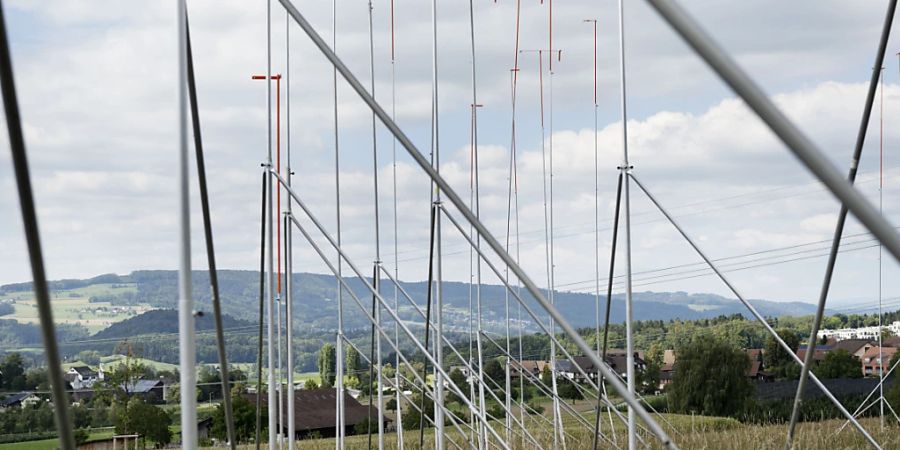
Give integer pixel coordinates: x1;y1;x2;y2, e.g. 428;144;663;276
0;283;152;333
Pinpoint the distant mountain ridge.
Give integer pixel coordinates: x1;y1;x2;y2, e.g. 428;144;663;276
1;270;824;333
92;309;253;340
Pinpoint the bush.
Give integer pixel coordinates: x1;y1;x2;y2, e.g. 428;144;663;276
526;402;544;415
74;428;89;445
487;403;506;419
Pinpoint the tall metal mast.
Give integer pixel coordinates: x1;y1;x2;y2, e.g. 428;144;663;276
388;0;404;446
265;1;277;449
331;0;346;447
616;1;637;448
467;0;489;447
177;0;197;448
366;0;385;446
430;0;445;446
285;11;296;449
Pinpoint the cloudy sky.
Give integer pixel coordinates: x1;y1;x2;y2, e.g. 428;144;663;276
1;0;900;311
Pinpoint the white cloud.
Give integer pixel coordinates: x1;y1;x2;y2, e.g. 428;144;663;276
1;1;898;309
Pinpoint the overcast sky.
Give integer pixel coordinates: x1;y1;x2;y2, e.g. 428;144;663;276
1;0;900;310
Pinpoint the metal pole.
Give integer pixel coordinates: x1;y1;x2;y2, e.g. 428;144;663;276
275;72;284;450
595;172;624;450
419;205;437;450
643;0;900;266
285;216;295;449
430;0;446;445
365;0;385;446
255;173;266;450
389;0;404;439
466;1;489;447
582;17;612;450
785;3;896;446
330;0;346;445
0;2;74;448
183;11;236;450
265;1;277;448
534;48;563;450
879;62;886;430
629;173;880;449
615;1;636;448
275;5;676;447
285;12;295;450
177;0;196;447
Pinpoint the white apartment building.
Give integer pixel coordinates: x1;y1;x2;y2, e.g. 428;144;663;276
817;321;900;341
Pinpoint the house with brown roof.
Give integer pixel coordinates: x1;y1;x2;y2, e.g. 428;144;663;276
881;336;900;348
512;360;548;381
603;352;646;381
246;388;389;440
861;346;898;377
832;339;876;359
796;346;829;365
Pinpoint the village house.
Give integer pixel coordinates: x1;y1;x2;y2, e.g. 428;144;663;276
861;346;898;377
246;388;389;440
64;365;104;390
0;392;41;410
796;345;830;366
512;360;549;381
832;339;877;359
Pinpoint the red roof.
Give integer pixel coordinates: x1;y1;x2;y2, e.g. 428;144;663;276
245;388;388;431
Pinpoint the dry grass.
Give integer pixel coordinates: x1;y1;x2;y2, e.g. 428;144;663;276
203;415;899;449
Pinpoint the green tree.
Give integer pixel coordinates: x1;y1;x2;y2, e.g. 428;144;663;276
449;368;467;389
304;379;319;390
382;363;396;380
447;368;469;404
484;359;504;383
345;345;360;376
557;379;583;402
817;349;862;379
74;428;90;445
669;336;753;417
24;368;48;391
888;369;900;413
0;353;26;390
764;329;800;379
639;357;661;394
540;365;552;386
888;351;900;378
318;344;336;388
100;354;151;403
401;393;434;430
116;398;172;447
212;394;260;443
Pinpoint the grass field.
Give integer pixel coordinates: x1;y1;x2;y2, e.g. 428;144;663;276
0;428;114;450
0;283;151;333
198;415;898;449
223;364;320;385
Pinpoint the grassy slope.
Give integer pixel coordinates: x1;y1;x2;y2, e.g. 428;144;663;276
0;283;151;334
